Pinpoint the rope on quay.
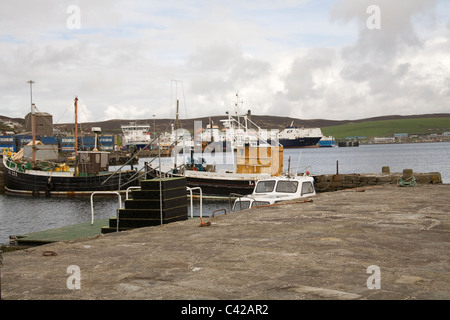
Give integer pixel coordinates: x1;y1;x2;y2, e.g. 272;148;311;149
398;176;417;187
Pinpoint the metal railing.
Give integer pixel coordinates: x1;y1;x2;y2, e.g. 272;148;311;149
90;192;122;231
126;186;141;200
186;187;203;218
90;186;203;231
211;208;227;218
229;193;245;212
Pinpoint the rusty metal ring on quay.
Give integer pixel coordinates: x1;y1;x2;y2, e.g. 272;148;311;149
42;251;58;256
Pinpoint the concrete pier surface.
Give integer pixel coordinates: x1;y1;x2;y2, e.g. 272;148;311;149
1;184;449;300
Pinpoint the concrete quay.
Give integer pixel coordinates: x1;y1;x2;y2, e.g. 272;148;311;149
1;184;449;300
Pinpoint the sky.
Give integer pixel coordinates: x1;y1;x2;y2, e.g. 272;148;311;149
0;0;449;124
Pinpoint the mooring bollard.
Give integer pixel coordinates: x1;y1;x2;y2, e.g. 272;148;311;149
382;166;390;174
402;169;414;180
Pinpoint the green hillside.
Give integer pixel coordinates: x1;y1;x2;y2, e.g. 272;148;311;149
321;117;450;139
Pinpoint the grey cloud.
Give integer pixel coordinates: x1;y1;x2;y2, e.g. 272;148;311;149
331;0;436;63
282;47;336;101
187;44;270;95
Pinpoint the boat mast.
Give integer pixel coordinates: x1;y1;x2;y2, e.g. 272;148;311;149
74;97;78;157
27;80;36;164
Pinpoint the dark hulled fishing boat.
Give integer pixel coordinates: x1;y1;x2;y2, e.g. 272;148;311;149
2;150;139;196
2;96;139;196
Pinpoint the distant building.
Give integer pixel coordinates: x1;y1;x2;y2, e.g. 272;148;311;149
2;120;16;128
443;132;450;137
25;112;53;136
373;137;395;143
394;133;408;138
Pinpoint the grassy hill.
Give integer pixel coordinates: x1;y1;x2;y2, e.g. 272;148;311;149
321;117;450;139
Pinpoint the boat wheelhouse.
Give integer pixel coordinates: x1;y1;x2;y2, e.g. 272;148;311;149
232;175;316;211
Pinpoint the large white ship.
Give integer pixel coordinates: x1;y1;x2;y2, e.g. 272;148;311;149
121;122;151;150
268;122;323;148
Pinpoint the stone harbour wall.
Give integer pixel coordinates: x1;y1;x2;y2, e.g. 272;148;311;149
313;169;442;192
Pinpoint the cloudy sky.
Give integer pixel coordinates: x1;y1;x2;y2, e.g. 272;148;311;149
0;0;449;124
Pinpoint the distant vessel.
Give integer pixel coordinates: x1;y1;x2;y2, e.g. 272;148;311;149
318;135;335;147
268;122;323;148
121;122;151;150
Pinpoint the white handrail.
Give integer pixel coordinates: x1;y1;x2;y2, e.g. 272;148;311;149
186;187;202;218
126;186;141;200
90;191;122;227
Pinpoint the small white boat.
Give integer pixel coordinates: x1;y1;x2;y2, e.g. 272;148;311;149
232;174;316;211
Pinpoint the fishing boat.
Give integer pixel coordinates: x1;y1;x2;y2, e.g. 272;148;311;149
147;143;284;197
2;97;139;196
146;93;284;197
232;174;316;211
200;115;324;150
199;111;268;150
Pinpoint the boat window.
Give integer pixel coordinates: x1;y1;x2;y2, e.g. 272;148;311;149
301;181;314;194
252;201;270;207
79;152;89;163
255;180;276;193
233;200;251;211
276;181;298;193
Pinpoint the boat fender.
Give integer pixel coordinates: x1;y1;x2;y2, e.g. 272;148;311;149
46;177;54;195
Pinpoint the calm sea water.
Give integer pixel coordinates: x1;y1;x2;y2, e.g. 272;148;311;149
1;142;449;244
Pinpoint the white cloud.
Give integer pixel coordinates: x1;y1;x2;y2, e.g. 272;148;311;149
104;105;147;120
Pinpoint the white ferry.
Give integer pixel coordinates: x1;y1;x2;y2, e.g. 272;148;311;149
268;122;323;148
121;122;151;150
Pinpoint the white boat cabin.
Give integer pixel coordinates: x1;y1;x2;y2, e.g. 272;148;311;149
232;175;316;211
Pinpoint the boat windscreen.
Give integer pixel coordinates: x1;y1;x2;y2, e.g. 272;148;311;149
254;180;276;193
252;201;271;207
233;200;251;211
275;181;298;193
301;181;315;194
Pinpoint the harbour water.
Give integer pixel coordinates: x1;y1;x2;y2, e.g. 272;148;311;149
1;142;449;245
